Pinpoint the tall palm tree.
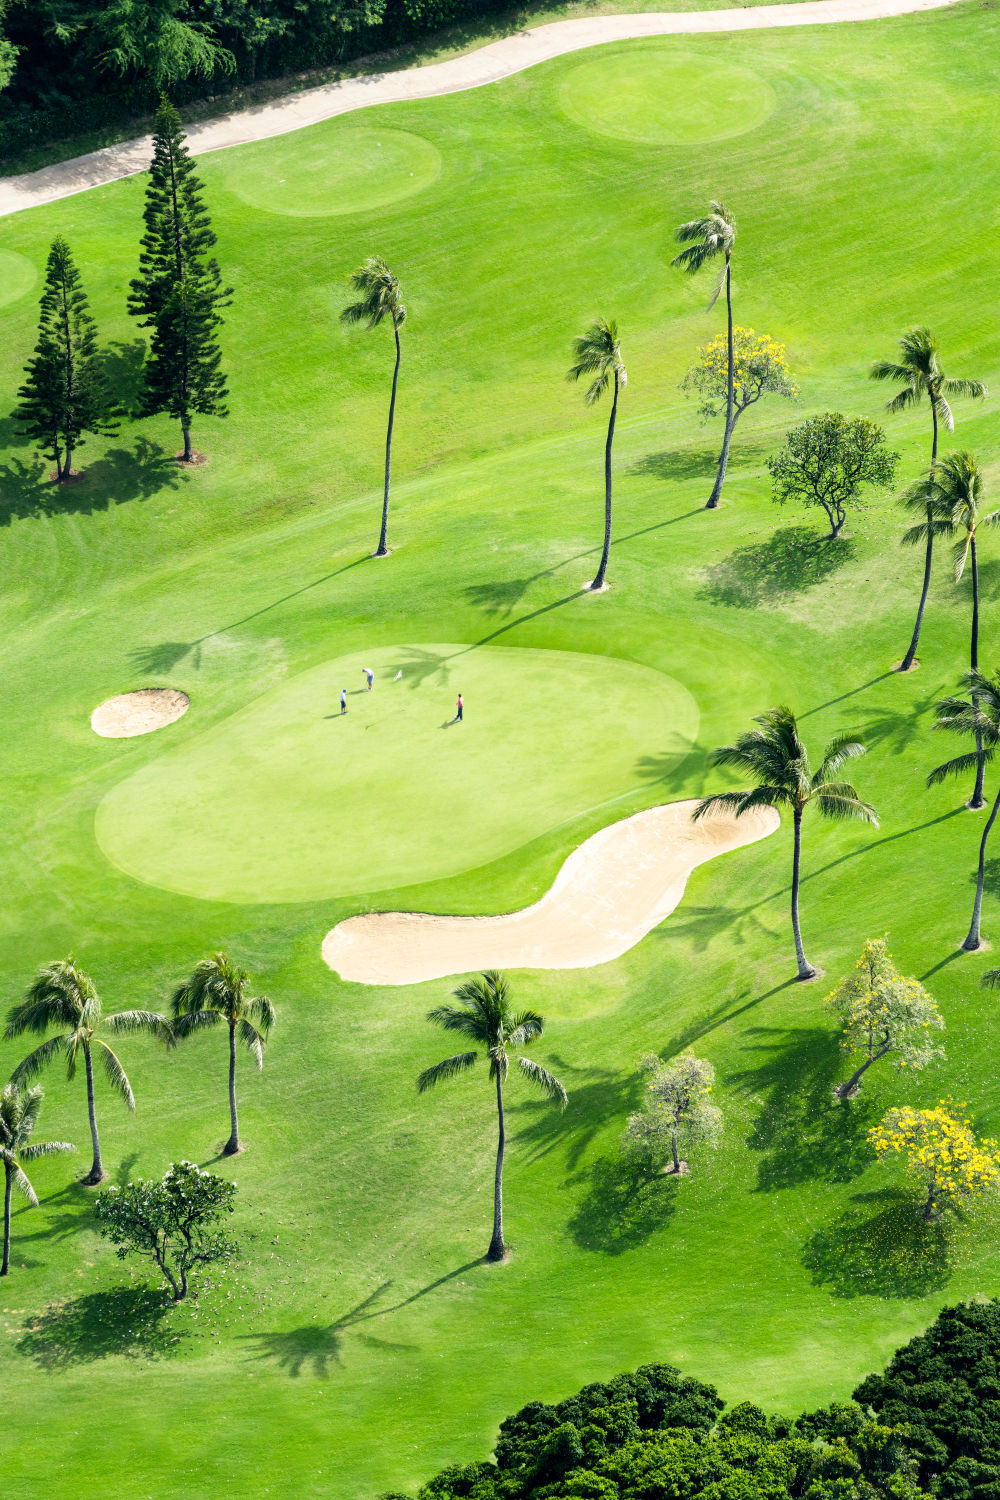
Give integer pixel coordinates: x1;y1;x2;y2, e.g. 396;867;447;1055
416;970;567;1263
341;255;406;558
0;1083;74;1276
567;318;627;591
171;953;275;1155
908;452;999;807
694;707;878;980
871;329;986;671
4;959;169;1185
672;200;736;510
928;670;1000;950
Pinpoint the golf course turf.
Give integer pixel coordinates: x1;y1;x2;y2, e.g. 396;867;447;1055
1;3;1000;1497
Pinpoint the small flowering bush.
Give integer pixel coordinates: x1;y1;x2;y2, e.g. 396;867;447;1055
824;936;944;1096
868;1100;1000;1221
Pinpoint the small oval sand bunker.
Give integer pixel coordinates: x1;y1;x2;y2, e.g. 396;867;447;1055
95;644;698;903
91;689;190;739
324;800;779;985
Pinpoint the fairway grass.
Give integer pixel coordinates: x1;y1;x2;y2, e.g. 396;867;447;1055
2;5;1000;1498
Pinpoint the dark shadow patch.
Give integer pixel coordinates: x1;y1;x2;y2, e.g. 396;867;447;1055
96;338;147;419
0;414;33;451
629;449;719;483
0;438;185;526
566;1153;679;1253
854;686;945;757
463;578;539;617
974;858;1000;898
801;1189;956;1298
698;526;856;609
513;1058;645;1171
15;1286;181;1368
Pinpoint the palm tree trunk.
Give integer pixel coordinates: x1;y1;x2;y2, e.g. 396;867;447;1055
706;255;733;511
375;326;400;558
591;371;618;590
1;1164;12;1276
83;1043;104;1184
223;1020;239;1155
970;535;987;808
791;806;816;980
963;781;1000;951
486;1070;506;1262
900;506;934;672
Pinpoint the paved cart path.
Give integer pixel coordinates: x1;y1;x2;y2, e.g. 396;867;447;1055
0;0;963;218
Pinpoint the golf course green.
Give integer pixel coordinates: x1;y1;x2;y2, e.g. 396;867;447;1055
1;4;1000;1497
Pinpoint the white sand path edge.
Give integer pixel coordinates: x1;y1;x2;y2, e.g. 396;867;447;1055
0;0;962;218
322;799;779;985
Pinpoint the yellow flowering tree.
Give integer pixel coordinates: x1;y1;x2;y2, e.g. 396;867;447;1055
682;326;797;435
825;936;944;1097
868;1101;1000;1221
623;1053;721;1176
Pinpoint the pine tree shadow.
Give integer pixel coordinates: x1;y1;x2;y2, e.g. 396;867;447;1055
728;1026;880;1192
15;1285;182;1369
96;338;147;418
513;1058;646;1170
698;527;856;609
0;438;185;525
801;1189;956;1299
0;452;50;522
0;414;33;451
566;1153;680;1253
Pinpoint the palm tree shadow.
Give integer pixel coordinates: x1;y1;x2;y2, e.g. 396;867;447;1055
697;527;856;609
566;1153;680;1253
464;578;540;616
658;979;797;1059
801;1188;956;1298
15;1285;182;1369
852;686;945;755
512;1057;646;1170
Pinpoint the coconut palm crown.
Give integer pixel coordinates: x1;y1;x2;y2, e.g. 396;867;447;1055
672;200;737;509
928;670;1000;951
0;1082;75;1275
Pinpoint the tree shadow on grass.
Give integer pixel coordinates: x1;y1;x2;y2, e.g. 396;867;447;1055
801;1189;956;1299
15;1285;182;1369
97;338;146;418
513;1057;646;1171
728;1026;880;1193
0;438;185;526
697;526;856;609
974;858;1000;898
567;1153;680;1253
853;685;946;757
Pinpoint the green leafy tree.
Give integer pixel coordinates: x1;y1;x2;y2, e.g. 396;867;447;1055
94;1159;237;1300
682;326;796;443
824;937;944;1097
128;97;231;461
0;1083;74;1277
341;255;406;558
871;328;986;671
695;707;878;980
417;970;566;1263
567;318;626;591
95;0;234;89
0;1;15;93
13;236;117;480
672;200;736;510
4;958;170;1185
928;670;1000;950
623;1053;721;1175
768;412;898;539
170;952;275;1156
908;451;998;807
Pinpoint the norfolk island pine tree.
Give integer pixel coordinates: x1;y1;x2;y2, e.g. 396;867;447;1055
417;970;566;1263
871;328;986;672
694;707;878;980
170;952;275;1156
567;318;626;591
928;669;1000;951
672;201;736;510
0;1082;74;1277
3;959;169;1185
341;256;406;558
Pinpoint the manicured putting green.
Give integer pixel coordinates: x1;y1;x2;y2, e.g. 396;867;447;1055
559;50;776;145
0;250;37;306
211;125;443;217
95;643;698;902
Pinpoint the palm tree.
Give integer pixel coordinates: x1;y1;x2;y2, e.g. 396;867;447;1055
341;256;406;558
171;953;275;1155
871;329;986;671
0;1083;74;1276
928;670;1000;950
567;318;627;591
672;200;736;510
417;970;566;1263
694;707;878;980
4;959;169;1185
908;452;998;807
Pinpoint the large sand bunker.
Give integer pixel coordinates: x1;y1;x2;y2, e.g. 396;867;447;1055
91;689;189;739
323;799;779;985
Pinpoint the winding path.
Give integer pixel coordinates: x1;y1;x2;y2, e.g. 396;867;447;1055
0;0;962;218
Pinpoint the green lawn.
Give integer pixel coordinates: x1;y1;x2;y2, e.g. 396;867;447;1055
2;6;1000;1497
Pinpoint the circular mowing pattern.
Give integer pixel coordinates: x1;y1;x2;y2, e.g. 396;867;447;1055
94;644;699;903
0;251;37;308
220;126;443;217
559;51;776;146
91;689;190;739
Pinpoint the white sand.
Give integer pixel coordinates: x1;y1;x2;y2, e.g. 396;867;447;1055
322;798;779;985
0;0;962;218
91;689;190;738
